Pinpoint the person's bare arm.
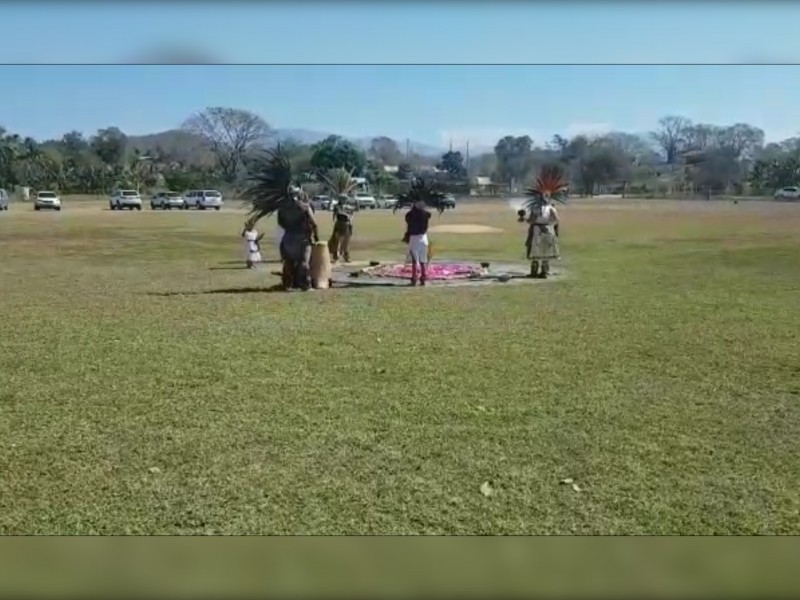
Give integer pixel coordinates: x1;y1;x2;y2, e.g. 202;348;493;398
306;207;320;242
550;207;560;237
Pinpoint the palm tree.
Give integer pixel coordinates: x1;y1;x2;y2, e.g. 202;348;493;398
393;177;447;214
373;170;396;196
242;144;294;223
318;167;358;199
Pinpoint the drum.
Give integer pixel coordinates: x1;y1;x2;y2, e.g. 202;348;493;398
309;241;332;289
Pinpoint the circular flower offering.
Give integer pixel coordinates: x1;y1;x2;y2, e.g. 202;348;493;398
362;262;485;281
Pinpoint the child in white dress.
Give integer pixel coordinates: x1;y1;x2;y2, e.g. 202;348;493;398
241;220;264;269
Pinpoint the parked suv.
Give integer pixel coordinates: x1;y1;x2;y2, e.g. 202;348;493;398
185;189;223;210
151;191;185;210
376;194;398;210
311;195;332;211
34;191;62;211
774;186;800;200
353;192;377;210
110;189;143;211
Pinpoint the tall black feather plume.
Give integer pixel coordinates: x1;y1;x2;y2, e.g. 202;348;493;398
242;144;294;223
393;177;448;214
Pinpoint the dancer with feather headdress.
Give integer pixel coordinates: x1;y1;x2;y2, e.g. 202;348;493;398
243;146;320;290
522;165;566;279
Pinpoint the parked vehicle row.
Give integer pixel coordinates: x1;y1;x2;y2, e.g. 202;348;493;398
108;189;224;211
0;187;459;214
309;193;403;211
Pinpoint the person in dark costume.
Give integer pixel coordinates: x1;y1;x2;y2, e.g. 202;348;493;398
242;147;319;291
277;191;319;290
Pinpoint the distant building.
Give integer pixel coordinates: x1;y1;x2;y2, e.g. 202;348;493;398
352;177;370;193
383;165;399;174
471;176;508;196
417;165;445;174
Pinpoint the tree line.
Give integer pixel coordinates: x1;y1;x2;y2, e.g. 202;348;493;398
1;107;798;197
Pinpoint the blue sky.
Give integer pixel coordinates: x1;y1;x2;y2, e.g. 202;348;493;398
2;2;800;150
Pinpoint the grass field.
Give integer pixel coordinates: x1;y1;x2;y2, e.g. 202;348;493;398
1;197;799;534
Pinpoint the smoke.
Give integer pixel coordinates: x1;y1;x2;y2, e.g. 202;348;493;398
507;197;527;213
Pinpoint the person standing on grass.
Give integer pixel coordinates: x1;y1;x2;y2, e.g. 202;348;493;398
241;220;264;269
329;202;354;262
403;199;432;286
525;198;560;279
523;165;566;279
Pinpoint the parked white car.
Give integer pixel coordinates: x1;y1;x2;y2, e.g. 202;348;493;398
354;192;377;210
774;186;800;200
311;195;332;211
110;189;142;211
185;189;223;210
376;194;398;209
0;188;8;211
151;191;185;210
34;191;61;211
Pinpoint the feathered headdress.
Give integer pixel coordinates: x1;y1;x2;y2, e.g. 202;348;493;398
242;144;294;223
393;177;448;214
524;164;569;214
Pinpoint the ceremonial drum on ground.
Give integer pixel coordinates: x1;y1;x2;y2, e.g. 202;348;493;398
309;241;333;289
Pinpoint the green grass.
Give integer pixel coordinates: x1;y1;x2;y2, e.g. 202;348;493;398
1;198;799;534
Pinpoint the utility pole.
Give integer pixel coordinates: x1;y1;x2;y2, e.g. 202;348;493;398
466;140;470;173
406;138;410;161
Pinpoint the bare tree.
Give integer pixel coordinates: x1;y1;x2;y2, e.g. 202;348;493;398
182;107;270;183
714;123;765;160
683;123;718;153
651;116;692;164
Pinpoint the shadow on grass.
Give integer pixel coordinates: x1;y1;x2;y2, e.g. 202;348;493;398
149;285;285;297
148;281;410;297
213;259;282;265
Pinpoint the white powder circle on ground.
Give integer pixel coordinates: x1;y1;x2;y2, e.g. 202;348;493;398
428;224;504;234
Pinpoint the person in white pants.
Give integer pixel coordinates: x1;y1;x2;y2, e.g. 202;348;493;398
403;199;432;286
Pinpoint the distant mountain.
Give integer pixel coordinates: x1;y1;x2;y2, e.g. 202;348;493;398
125;128;449;162
267;128;333;146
